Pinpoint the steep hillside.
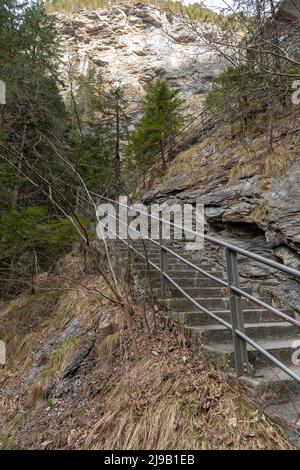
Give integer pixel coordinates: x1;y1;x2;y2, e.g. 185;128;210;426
140;107;300;315
52;3;300;281
143;109;300;256
0;251;293;449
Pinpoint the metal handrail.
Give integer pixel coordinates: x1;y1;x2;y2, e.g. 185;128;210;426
230;285;300;328
78;191;300;384
162;245;228;288
163;272;232;330
94;203;227;288
90;191;300;279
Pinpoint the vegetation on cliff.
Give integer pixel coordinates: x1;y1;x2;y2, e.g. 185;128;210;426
0;1;183;297
126;80;183;174
46;0;222;24
0;0;299;452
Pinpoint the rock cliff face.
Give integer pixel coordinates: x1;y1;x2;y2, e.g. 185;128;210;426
54;5;299;311
54;4;224;112
144;162;300;268
141;112;300;312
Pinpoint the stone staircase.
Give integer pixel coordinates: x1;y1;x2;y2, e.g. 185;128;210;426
113;239;300;445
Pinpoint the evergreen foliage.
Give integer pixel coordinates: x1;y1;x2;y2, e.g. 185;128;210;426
69;71;130;195
0;206;77;297
205;62;300;130
0;1;79;297
45;0;222;25
204;65;265;122
127;80;182;172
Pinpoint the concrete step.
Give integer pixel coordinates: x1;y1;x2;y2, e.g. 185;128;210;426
158;286;252;298
116;241;159;247
169;309;293;325
133;256;208;266
136;262;217;272
115;242;206;258
130;251;210;265
200;338;299;370
114;240;157;247
134;253;200;261
136;269;224;279
130;242;204;252
144;276;225;288
118;248;160;256
121;241;183;248
160;296;272;312
131;248;207;257
186;322;299;343
153;286;228;298
113;239;300;444
264;396;300;446
240;366;300;405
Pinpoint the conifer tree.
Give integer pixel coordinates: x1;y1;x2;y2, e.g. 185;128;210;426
0;1;76;297
70;72;129;196
129;80;182;171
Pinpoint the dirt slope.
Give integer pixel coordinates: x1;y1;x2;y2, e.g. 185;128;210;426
0;252;293;449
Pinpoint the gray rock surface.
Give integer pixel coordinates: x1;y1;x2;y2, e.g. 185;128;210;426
24;314;83;385
142;164;300;265
54;5;299;311
141;163;300;313
61;338;96;378
54;4;225;113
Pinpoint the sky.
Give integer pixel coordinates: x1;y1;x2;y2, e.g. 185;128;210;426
183;0;235;9
185;0;281;10
202;0;234;9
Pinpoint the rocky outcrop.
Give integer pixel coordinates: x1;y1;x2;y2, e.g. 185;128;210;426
53;4;300;267
143;164;300;267
140;114;300;312
54;4;225;113
142;112;300;263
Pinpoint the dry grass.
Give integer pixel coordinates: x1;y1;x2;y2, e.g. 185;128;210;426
0;252;120;387
92;332;120;360
263;147;295;178
250;204;267;223
25;378;53;409
0;252;294;450
84;354;291;450
144;107;300;193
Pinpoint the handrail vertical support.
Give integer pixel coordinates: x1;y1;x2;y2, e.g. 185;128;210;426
159;211;167;298
225;247;249;377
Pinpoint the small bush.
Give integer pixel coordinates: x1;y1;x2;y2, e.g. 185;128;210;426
0;207;78;298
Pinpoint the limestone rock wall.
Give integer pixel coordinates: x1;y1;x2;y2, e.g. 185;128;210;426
54;4;224;113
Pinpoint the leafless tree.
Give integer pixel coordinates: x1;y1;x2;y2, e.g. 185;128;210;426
165;0;300;151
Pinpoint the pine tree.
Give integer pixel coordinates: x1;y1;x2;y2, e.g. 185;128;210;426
0;0;68;208
129;80;182;171
0;1;77;297
101;85;130;194
70;73;130;196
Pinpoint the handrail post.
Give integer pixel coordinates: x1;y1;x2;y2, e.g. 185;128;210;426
159;211;167;297
225;247;249;377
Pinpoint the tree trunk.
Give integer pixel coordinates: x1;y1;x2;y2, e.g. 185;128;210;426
267;101;273;154
11;123;27;208
11;159;22;209
115;95;121;194
159;137;166;170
